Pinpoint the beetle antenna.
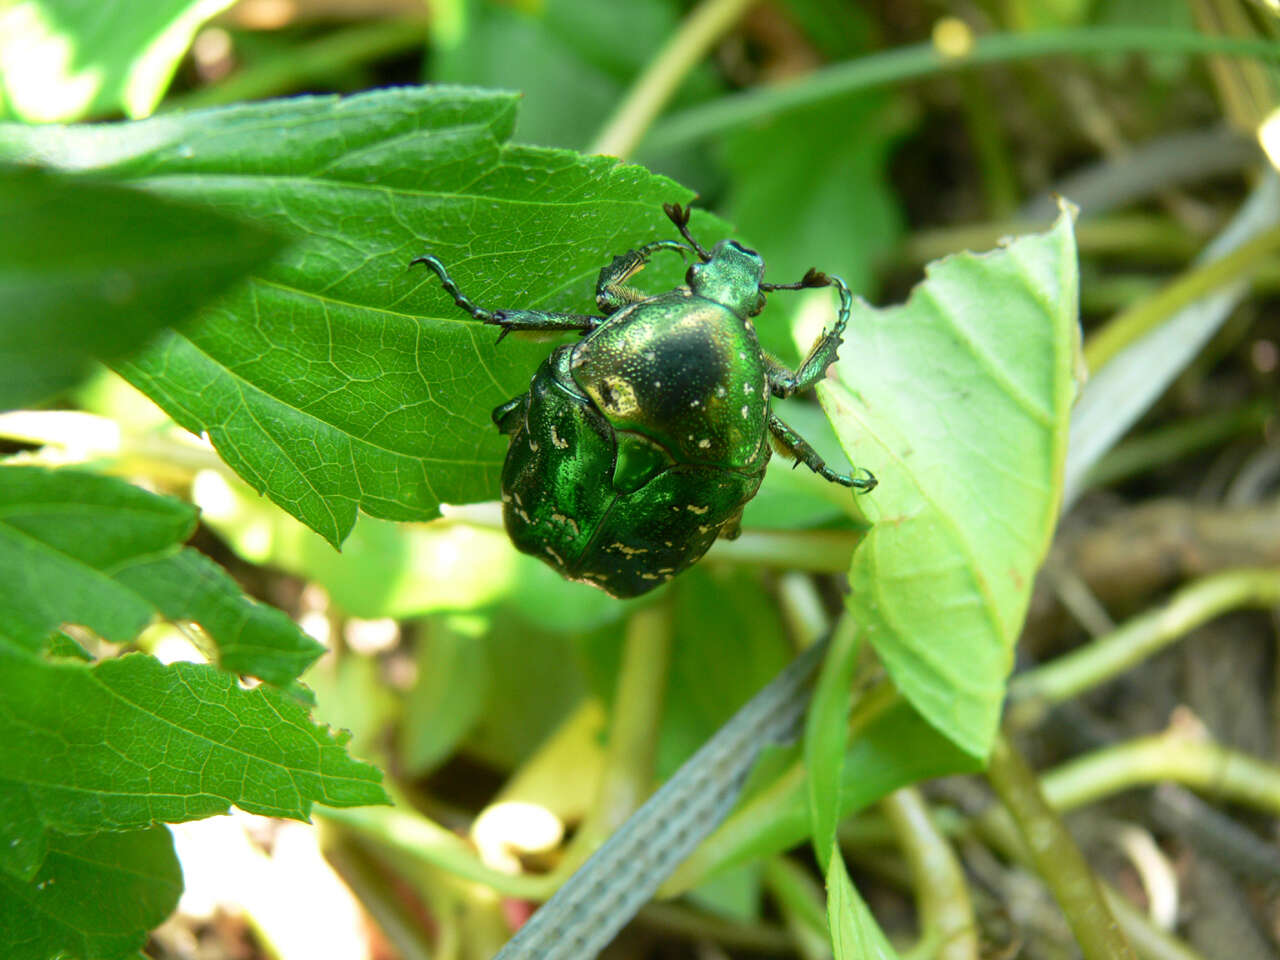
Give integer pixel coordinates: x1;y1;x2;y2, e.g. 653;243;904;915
663;202;712;261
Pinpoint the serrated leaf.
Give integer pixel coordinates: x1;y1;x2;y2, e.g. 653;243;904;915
0;0;237;122
824;211;1078;758
0;466;323;683
0;87;730;546
0;165;285;411
0;826;181;960
0;643;387;881
827;852;900;960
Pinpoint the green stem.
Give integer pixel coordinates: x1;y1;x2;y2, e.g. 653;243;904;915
643;29;1280;153
881;787;979;960
590;0;756;159
973;804;1207;960
705;527;861;572
1009;568;1280;726
1085;223;1280;370
985;733;1137;960
318;801;554;901
167;19;431;111
1040;731;1280;817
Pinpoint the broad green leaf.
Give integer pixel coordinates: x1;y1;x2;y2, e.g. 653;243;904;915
0;165;285;410
0;642;387;881
824;211;1079;758
0;0;237;122
0;466;323;684
0;87;729;546
827;852;900;960
804;616;859;873
0;826;181;960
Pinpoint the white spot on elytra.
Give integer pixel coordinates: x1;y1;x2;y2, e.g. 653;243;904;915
687;504;709;515
698;438;711;449
740;405;749;418
549;425;569;449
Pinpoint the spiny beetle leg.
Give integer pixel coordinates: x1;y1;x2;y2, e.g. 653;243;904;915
764;272;852;398
412;254;600;342
596;240;692;313
768;411;876;491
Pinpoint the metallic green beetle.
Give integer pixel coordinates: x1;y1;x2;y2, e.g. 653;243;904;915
414;203;876;598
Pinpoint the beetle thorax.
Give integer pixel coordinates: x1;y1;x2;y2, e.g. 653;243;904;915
686;239;767;319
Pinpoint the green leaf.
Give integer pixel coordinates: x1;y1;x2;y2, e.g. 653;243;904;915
0;87;728;546
824;210;1079;758
0;165;285;411
0;466;323;684
826;852;900;960
0;827;181;960
804;617;859;873
0;0;237;122
0;643;387;881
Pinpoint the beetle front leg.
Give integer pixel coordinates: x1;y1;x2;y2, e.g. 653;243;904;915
595;240;691;314
492;395;527;435
768;411;876;491
412;254;601;342
764;271;852;398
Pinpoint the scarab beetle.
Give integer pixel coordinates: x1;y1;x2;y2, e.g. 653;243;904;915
413;203;876;598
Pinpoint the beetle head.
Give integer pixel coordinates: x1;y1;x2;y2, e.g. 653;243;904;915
686;239;767;318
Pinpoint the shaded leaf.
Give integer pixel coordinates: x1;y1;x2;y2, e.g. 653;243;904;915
0;165;285;410
0;466;323;683
827;852;900;960
0;642;387;881
0;826;181;960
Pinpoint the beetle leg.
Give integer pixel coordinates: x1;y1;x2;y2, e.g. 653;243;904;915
596;240;691;314
492;395;527;435
767;411;876;491
763;272;851;398
412;254;602;342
